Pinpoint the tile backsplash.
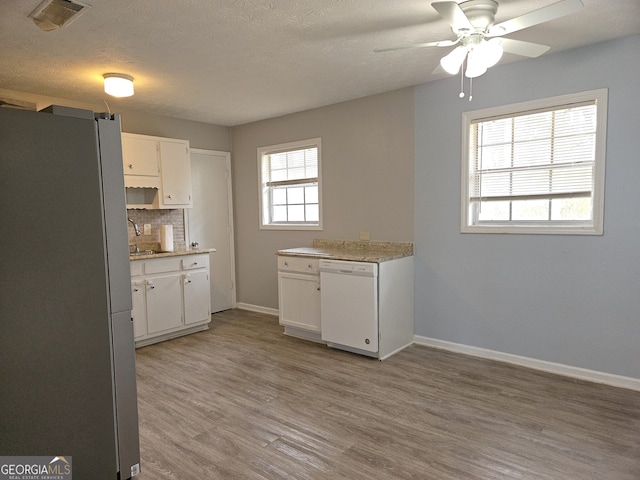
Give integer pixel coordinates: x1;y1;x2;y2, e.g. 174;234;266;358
126;209;186;252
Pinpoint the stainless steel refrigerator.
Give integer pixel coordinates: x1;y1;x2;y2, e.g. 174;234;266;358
0;106;141;479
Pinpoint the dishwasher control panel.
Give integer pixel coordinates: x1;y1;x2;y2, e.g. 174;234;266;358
319;259;377;276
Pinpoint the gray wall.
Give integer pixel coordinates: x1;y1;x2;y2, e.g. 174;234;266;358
0;89;232;152
414;35;640;379
119;109;231;152
231;88;415;309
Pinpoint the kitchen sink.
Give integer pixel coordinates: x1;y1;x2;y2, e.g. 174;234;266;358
130;250;157;257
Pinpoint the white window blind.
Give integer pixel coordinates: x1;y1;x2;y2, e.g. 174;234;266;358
461;89;607;235
263;147;318;188
470;102;596;203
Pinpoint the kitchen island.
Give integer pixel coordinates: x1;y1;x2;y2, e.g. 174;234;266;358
277;240;413;359
277;239;413;262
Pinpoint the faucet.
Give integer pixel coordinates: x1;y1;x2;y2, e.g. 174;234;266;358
128;218;141;253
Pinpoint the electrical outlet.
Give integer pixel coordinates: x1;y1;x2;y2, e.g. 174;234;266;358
143;224;151;235
359;231;370;241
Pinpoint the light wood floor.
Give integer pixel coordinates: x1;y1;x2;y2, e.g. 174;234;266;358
134;309;640;479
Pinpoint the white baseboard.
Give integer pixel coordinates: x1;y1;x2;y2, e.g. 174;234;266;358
236;302;279;317
413;335;640;392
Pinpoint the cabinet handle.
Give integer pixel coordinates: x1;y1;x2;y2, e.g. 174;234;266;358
167;194;173;199
284;262;289;267
150;285;155;289
128;164;133;169
133;287;139;292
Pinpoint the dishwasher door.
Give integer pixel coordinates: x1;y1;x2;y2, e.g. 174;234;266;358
320;260;378;354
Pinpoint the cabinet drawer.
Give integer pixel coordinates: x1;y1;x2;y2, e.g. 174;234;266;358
277;256;319;274
130;261;143;276
182;254;208;270
144;257;181;274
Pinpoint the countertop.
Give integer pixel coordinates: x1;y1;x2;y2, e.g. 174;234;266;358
277;239;413;263
129;248;216;261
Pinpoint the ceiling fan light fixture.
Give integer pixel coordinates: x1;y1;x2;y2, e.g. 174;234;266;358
476;38;504;69
103;73;134;97
465;49;488;78
440;46;468;75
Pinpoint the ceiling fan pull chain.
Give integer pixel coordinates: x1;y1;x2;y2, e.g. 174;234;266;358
469;77;473;102
459;66;465;99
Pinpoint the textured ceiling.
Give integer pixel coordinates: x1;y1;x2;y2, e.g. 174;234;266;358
1;0;639;126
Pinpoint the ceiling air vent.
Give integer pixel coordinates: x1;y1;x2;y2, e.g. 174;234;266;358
29;0;91;32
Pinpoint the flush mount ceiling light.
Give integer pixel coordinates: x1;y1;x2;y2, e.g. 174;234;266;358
29;0;90;32
103;73;134;97
375;0;584;100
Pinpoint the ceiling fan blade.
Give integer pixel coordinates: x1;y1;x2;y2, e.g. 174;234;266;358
431;1;473;32
499;38;550;58
374;39;458;53
488;0;583;37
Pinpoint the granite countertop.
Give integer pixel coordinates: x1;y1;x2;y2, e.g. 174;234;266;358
129;247;216;261
277;239;413;263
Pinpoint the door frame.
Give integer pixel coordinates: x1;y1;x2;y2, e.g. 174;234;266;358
184;148;237;310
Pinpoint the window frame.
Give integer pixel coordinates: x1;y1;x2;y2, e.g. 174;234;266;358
461;89;608;235
257;137;323;230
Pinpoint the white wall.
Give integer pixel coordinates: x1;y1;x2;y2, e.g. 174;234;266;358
413;35;640;379
231;88;415;309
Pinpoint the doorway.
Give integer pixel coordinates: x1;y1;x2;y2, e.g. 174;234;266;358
186;149;236;313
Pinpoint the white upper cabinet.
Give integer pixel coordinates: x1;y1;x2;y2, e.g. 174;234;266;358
159;139;192;207
121;134;160;185
122;133;193;209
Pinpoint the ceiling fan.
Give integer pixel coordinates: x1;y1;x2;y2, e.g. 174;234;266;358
375;0;584;80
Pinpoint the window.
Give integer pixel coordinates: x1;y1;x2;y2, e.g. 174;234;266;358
461;89;607;235
258;138;322;230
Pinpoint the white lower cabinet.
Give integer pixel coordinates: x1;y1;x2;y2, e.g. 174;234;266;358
183;270;211;325
146;274;183;334
130;254;211;347
131;280;146;338
277;256;322;342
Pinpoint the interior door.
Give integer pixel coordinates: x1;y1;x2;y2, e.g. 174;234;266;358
187;149;236;313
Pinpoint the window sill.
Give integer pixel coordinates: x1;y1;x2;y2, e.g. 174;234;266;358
260;223;323;231
461;224;603;235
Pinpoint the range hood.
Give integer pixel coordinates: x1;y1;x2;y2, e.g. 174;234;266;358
124;177;160;189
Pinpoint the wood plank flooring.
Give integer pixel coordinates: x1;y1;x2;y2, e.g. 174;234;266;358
134;309;640;479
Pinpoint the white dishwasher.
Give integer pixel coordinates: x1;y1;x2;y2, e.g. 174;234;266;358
320;259;378;354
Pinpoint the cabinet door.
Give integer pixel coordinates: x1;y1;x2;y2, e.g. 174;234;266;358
183;271;211;325
159;140;192;207
131;281;146;338
278;272;321;332
122;134;159;177
145;275;183;334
